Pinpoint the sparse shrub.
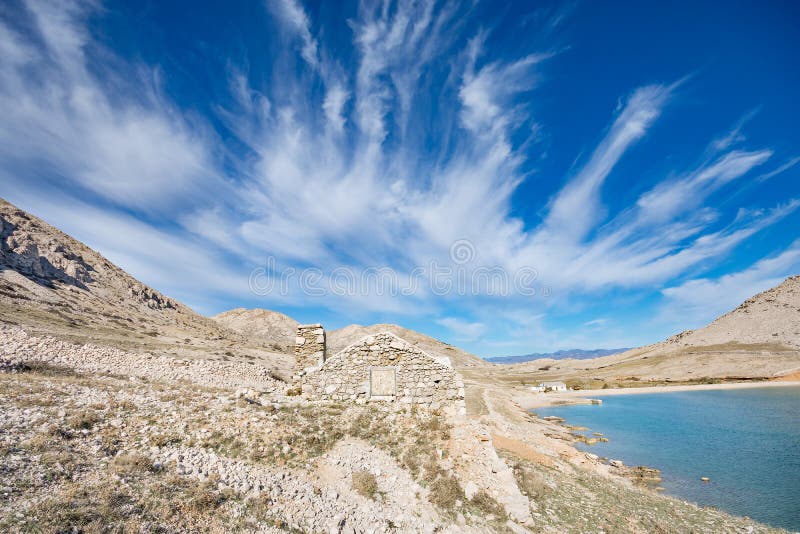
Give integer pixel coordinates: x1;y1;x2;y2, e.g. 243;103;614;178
99;426;124;455
15;361;79;377
158;392;181;402
112;452;155;475
351;470;379;499
115;399;137;410
268;369;286;382
47;424;74;440
470;490;506;521
401;449;421;475
22;432;51;453
69;409;102;430
285;387;302;396
185;480;230;512
421;457;444;485
149;433;181;447
509;459;551;499
428;475;464;511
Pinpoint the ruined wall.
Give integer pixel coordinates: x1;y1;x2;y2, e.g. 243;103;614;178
294;324;326;379
302;332;465;411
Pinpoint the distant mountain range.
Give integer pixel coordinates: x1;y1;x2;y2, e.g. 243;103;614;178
486;348;631;364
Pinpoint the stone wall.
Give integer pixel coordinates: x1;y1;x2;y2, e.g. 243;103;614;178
302;332;465;412
294;324;326;379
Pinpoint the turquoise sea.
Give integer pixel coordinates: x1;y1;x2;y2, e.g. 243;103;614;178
536;386;800;531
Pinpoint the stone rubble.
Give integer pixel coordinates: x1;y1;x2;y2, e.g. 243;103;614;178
0;325;283;392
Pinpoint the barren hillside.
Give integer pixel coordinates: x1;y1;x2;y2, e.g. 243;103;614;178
667;275;800;349
0;198;292;372
475;276;800;388
329;323;489;368
212;308;298;353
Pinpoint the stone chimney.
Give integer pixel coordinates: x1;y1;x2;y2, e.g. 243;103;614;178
294;324;326;378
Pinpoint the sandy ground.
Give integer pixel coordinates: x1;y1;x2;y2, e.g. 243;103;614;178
513;380;800;409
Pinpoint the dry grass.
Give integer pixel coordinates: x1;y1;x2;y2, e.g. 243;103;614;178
3;469;236;533
469;490;507;521
11;360;80;377
149;432;182;447
499;450;778;534
427;475;463;510
351;470;379;499
112;452;156;475
68;409;102;430
507;457;552;500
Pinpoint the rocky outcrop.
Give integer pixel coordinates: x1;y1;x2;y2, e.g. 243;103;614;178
127;282;177;310
1;210;94;288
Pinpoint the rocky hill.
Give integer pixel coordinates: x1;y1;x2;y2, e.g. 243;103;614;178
483;276;800;387
0;198;292;372
665;275;800;349
211;308;299;353
328;323;489;368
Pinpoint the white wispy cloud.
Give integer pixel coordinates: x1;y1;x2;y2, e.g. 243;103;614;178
543;84;674;243
660;241;800;327
0;0;219;213
635;149;772;225
322;83;350;132
460;47;549;135
756;156;800;182
436;317;487;341
0;0;796;353
709;108;759;152
267;0;319;67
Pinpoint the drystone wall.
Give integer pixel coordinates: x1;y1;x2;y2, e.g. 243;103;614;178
302;332;465;412
294;324;326;378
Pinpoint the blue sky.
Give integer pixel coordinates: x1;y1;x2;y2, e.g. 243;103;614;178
1;0;799;357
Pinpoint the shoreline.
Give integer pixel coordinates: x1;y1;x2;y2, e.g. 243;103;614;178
507;379;800;532
513;380;800;409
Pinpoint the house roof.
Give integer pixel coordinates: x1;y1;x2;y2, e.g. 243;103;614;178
329;331;453;368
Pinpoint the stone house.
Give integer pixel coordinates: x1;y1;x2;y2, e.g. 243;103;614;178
539;381;568;392
294;326;465;412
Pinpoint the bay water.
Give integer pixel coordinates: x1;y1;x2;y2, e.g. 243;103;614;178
536;386;800;531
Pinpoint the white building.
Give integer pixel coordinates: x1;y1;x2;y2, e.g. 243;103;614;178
539;381;567;392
